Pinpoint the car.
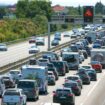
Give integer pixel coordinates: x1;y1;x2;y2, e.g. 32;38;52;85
51;39;59;46
60;47;70;57
51;61;66;76
63;32;71;37
91;61;102;73
48;71;56;85
1;75;15;89
80;50;88;59
0;43;7;51
37;58;49;66
70;44;79;52
65;75;83;89
29;45;40;54
29;37;36;43
75;42;84;49
71;34;77;38
75;32;82;37
43;52;59;60
9;70;22;83
76;70;90;84
63;81;81;96
80;53;85;61
48;67;59;81
72;28;79;33
17;79;39;101
28;58;37;65
2;88;27;105
36;37;45;45
92;43;101;49
54;32;61;40
85;69;97;81
53;87;75;105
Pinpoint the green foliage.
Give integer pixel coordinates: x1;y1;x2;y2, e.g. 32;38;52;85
16;0;52;20
0;7;7;19
95;2;104;15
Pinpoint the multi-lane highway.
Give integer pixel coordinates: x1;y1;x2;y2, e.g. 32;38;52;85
0;31;73;67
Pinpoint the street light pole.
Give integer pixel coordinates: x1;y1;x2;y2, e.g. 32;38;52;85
48;22;50;51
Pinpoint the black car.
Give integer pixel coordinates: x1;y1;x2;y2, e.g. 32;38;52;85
51;61;66;76
51;40;59;46
63;81;81;96
76;70;90;84
85;69;97;81
81;50;88;59
53;87;75;105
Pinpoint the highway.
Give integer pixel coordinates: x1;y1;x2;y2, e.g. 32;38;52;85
23;57;105;105
1;29;105;105
0;31;72;67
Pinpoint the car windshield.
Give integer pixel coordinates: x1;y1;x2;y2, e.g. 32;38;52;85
17;81;34;88
91;61;100;64
4;91;20;95
52;62;63;67
31;46;37;48
67;76;78;80
10;71;20;74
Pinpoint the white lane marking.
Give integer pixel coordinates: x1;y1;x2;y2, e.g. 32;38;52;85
80;72;105;105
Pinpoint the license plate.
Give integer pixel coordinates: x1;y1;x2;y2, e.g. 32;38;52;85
60;96;66;99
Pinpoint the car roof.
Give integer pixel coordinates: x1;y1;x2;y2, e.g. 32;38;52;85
56;87;71;91
19;79;36;82
66;75;80;78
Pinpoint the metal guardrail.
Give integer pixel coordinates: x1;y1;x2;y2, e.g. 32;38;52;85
0;36;85;74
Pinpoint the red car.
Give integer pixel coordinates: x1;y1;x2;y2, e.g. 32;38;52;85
29;37;36;43
91;61;102;73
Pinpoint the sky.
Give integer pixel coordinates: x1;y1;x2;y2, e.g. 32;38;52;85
0;0;105;7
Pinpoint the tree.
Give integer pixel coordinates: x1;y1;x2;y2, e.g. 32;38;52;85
95;1;104;15
0;7;7;19
16;0;52;20
78;5;81;15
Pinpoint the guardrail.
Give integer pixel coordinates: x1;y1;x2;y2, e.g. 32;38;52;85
0;36;85;74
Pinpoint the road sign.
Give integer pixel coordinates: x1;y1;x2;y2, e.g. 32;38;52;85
83;6;94;23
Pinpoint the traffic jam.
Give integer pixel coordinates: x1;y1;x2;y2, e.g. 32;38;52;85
0;24;105;105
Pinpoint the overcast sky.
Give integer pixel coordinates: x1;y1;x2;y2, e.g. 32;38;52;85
0;0;105;7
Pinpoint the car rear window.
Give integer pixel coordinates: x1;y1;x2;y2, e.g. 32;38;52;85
56;89;71;94
4;91;20;95
64;83;77;87
52;62;63;67
67;76;78;80
17;81;35;88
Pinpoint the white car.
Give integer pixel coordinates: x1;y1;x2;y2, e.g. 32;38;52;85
63;32;71;37
36;37;45;45
9;70;22;82
29;45;40;54
1;88;27;105
0;43;7;51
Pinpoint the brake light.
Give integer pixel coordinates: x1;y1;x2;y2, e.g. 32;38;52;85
20;96;23;102
68;94;73;97
74;86;78;89
53;92;57;96
65;79;68;82
77;80;81;82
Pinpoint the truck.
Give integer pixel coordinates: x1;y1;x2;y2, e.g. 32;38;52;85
91;49;105;69
21;65;48;94
62;52;79;70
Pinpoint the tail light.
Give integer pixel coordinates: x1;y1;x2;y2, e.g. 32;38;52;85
53;92;57;96
77;80;81;82
74;86;78;89
65;79;68;82
68;94;73;97
20;96;23;102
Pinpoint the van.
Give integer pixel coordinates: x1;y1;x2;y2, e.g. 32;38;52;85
62;52;79;70
17;79;39;100
43;103;61;105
